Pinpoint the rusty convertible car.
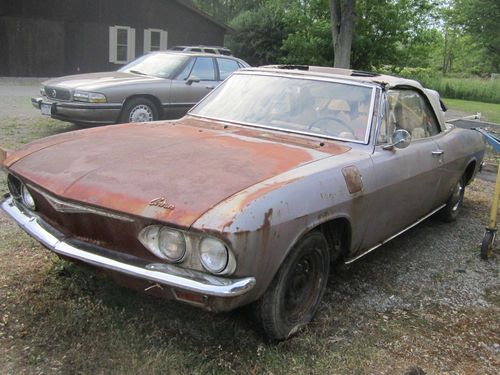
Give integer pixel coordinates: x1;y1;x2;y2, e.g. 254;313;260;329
1;66;485;340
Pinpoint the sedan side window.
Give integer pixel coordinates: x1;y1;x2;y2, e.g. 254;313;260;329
176;58;195;80
190;57;216;81
217;58;240;80
380;90;440;143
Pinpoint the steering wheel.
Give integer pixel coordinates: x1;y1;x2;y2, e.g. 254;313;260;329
307;117;353;136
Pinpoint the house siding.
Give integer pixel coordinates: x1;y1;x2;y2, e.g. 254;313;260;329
0;0;227;76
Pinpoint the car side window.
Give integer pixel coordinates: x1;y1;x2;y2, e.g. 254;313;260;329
378;90;440;144
190;57;216;81
176;58;195;80
217;58;240;80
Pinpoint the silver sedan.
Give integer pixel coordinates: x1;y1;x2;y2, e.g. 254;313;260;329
31;51;249;126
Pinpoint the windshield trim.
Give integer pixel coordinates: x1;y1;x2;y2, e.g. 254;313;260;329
189;71;378;145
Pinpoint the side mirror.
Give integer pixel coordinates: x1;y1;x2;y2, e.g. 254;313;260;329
186;76;200;85
383;129;411;150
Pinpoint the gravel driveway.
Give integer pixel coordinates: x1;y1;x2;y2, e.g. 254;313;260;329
0;78;46;120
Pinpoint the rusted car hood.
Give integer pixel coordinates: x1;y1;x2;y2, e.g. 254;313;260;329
43;72;160;91
5;119;350;227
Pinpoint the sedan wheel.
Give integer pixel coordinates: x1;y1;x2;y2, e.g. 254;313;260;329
129;104;154;122
255;231;330;340
120;98;158;123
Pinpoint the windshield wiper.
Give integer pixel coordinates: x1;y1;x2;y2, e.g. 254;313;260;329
129;70;147;76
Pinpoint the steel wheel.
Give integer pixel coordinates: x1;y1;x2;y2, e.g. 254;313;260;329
256;231;330;340
450;178;465;213
438;176;465;222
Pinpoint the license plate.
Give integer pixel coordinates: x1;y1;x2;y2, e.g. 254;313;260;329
41;104;52;116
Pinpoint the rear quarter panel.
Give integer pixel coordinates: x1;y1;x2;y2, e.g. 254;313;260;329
433;125;486;206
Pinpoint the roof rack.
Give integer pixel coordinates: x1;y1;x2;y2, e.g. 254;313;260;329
276;65;310;71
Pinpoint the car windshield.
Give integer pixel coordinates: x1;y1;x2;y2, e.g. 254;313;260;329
190;73;375;142
119;53;190;78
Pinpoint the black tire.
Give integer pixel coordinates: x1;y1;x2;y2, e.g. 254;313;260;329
438;176;465;222
255;231;330;340
480;230;495;260
120;97;158;123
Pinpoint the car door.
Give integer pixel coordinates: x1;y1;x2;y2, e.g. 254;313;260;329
363;89;444;249
167;56;218;118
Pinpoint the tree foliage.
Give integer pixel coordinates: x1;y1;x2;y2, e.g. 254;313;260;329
227;6;289;65
196;0;499;75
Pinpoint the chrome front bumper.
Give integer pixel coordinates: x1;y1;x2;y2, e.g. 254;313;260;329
1;196;256;298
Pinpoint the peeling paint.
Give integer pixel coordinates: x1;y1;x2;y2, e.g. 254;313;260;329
342;166;363;194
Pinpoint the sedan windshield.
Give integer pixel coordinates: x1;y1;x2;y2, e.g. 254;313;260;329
119;53;190;79
190;73;375;142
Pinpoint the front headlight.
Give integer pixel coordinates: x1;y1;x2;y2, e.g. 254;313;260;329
138;225;186;262
73;90;107;103
21;184;36;210
40;87;46;96
199;237;229;274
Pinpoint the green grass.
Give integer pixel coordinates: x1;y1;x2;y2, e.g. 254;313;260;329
377;67;500;104
442;98;500;124
427;77;500;104
0;117;77;150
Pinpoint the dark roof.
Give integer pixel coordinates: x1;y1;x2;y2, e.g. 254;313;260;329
173;0;233;32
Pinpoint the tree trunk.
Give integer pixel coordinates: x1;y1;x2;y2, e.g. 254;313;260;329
330;0;357;68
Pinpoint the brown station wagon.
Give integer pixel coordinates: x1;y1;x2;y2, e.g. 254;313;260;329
2;66;485;340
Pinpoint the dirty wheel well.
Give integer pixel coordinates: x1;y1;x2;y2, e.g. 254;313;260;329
317;218;351;263
464;161;476;185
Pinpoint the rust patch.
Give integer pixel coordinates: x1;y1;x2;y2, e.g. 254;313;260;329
181;116;351;155
236;177;303;212
342;166;363;194
262;208;273;229
260;208;273;252
149;197;175;210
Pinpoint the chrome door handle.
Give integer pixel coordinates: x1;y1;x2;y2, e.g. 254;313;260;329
205;86;215;90
432;150;444;156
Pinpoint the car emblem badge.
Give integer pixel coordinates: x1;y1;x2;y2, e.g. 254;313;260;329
50;89;57;97
149;197;175;210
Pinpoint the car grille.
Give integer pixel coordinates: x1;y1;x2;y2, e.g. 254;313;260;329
44;86;72;101
26;185;158;261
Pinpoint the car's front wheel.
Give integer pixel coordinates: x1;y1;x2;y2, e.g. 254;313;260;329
121;97;158;123
255;231;330;340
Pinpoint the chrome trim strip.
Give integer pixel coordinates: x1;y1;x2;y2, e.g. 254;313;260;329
345;204;446;264
27;184;134;222
1;196;256;297
189;114;370;145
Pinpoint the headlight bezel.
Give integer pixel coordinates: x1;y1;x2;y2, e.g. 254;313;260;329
138;225;187;263
138;225;236;275
199;237;229;274
73;90;107;103
21;184;36;210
